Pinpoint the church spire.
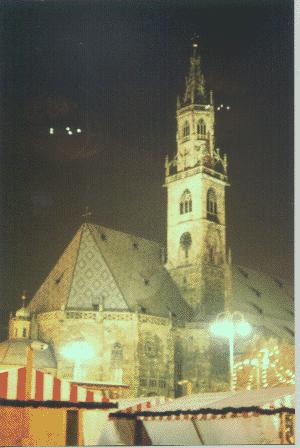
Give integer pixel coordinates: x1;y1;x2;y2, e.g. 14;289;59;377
181;39;206;107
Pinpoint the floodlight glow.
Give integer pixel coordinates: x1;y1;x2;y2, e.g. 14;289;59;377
235;320;252;337
210;319;234;337
60;340;94;362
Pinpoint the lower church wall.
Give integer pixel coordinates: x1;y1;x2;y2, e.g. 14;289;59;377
174;325;211;395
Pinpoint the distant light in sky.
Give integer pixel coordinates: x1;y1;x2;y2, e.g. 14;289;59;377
49;128;54;134
77;128;82;133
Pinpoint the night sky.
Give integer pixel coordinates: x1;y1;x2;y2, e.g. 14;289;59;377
0;0;293;332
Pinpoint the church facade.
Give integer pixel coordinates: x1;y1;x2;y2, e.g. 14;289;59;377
0;44;294;398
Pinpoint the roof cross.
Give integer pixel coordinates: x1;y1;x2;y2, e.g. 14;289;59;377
81;206;92;222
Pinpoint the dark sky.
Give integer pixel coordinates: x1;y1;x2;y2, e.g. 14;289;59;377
0;0;293;327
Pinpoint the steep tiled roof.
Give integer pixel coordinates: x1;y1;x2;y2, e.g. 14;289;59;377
231;265;294;343
29;224;194;321
28;223;294;342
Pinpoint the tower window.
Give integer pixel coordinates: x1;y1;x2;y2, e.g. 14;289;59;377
197;119;206;137
180;232;192;258
22;328;27;337
180;189;192;215
182;121;190;140
207;188;218;221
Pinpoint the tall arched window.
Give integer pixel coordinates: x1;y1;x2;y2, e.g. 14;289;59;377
180;232;192;258
197;119;206;137
111;342;123;367
207;188;218;221
182;121;190;140
180;189;192;215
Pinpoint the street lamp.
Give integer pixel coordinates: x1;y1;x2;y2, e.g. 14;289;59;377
60;339;95;382
25;341;49;399
210;311;252;391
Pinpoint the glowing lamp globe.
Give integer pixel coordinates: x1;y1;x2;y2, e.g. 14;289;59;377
60;340;94;362
210;319;234;337
235;320;252;337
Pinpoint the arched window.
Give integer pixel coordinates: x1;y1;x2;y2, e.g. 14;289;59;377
180;190;192;215
197;119;206;137
182;121;190;139
207;188;218;221
180;232;192;258
111;342;123;368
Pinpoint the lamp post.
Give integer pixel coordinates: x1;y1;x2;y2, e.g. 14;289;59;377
25;341;49;399
210;311;252;391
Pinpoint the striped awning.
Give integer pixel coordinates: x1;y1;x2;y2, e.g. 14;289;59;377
0;366;113;403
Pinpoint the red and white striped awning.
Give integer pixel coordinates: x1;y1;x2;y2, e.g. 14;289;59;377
0;367;110;403
110;396;172;416
115;385;295;421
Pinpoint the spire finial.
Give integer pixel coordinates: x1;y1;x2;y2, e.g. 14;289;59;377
191;33;199;52
81;205;92;222
21;290;26;307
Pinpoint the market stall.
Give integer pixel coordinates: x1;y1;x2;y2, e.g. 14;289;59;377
106;385;295;445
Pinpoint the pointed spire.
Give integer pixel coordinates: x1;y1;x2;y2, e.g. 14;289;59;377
182;37;206;106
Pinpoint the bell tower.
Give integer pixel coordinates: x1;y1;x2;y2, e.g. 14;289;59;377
164;42;232;318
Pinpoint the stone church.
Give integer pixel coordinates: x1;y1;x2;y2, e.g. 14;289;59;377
0;44;294;397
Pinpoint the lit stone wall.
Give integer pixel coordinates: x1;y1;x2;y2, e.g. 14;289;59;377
36;310;104;381
174;324;211;395
165;168;229;314
36;310;175;398
136;314;174;397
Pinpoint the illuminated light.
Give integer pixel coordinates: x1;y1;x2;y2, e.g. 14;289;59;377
217;107;220;111
60;340;94;362
226;106;230;110
235;320;252;337
210;319;234;337
66;126;70;131
68;131;73;135
49;128;54;134
192;43;198;48
220;104;224;108
77;128;82;133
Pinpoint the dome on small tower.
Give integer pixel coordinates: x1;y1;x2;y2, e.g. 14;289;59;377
15;292;30;319
8;292;31;340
